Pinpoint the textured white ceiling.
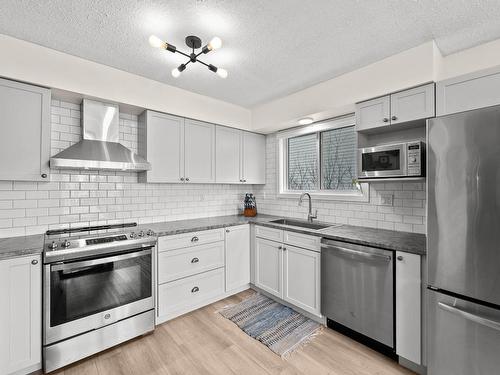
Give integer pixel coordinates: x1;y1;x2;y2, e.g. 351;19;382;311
1;0;500;108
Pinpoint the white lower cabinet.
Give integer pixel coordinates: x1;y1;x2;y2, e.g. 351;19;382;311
254;237;283;298
0;255;42;375
158;268;225;318
395;251;422;365
254;229;322;318
225;225;250;292
283;245;321;316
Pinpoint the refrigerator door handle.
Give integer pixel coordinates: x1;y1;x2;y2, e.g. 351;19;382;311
438;302;500;331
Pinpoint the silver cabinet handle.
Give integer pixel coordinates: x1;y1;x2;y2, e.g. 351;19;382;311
41;173;47;179
438;302;500;331
283;247;287;251
31;259;38;265
383;118;389;123
191;286;199;293
397;255;404;261
191;257;199;263
391;115;398;121
186;177;190;182
278;246;282;250
225;229;230;233
323;245;392;262
180;177;185;181
191;236;199;242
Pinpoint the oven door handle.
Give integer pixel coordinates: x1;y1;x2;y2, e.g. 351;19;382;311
51;248;152;272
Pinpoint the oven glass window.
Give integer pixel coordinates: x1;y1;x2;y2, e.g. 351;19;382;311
362;150;400;171
50;251;152;327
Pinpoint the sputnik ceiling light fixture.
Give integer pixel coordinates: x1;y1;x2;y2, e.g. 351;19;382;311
149;34;228;78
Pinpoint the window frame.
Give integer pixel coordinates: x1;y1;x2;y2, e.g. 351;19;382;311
277;115;369;202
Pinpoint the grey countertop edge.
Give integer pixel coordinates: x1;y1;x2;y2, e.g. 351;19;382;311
0;214;426;260
0;234;44;260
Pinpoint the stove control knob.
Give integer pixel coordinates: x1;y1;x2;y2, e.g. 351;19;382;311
49;241;58;250
63;241;71;248
130;232;137;239
146;229;155;236
138;230;145;237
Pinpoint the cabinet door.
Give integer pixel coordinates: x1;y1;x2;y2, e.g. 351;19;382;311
283;245;321;316
0;256;42;374
215;126;241;183
0;78;50;181
225;225;250;292
355;95;390;131
184;119;216;183
254;237;282;298
395;251;421;364
142;111;184;183
242;132;265;184
390;83;435;124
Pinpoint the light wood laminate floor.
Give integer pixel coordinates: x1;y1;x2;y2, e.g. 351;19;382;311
53;289;415;375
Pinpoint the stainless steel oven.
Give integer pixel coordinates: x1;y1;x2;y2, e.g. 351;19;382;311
358;141;424;179
43;223;157;373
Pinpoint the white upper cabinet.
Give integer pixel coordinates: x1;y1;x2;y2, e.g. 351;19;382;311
355;95;391;132
283;245;321;316
140;110;264;184
390;83;435;124
0;255;42;375
436;66;500;116
241;132;265;184
215;126;241;183
184;119;216;183
356;83;435;131
139;111;184;183
0;78;51;181
225;225;250;292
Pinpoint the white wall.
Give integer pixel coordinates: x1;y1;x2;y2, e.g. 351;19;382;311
0;34;252;131
251;42;437;133
0;100;251;238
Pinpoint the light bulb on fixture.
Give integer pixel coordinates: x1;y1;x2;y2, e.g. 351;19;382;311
207;36;222;50
172;63;186;78
149;35;165;49
298;117;314;125
216;68;228;79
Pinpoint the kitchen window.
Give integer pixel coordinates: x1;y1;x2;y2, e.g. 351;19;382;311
278;115;369;201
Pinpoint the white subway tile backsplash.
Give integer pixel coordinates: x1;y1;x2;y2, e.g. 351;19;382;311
253;134;427;234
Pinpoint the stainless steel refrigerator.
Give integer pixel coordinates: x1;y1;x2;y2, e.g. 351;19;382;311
427;105;500;375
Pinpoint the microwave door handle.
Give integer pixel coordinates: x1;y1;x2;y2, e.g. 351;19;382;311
438;302;500;332
322;245;392;262
51;248;152;272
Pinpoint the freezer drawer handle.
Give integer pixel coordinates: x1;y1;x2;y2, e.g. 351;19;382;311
438;302;500;332
322;245;392;262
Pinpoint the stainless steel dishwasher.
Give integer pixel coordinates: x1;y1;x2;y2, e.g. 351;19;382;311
321;238;394;355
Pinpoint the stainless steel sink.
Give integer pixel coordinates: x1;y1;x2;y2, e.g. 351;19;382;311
269;218;332;230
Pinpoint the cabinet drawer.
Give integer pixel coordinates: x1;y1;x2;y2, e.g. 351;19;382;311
158;268;225;317
158;228;224;251
158;242;224;283
284;231;321;252
255;225;283;242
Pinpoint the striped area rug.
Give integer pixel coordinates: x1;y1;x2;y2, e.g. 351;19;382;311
219;293;322;358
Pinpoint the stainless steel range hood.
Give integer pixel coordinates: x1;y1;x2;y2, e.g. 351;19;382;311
50;99;151;171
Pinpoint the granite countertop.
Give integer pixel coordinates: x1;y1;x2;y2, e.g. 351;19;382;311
0;214;426;260
0;234;44;260
253;219;426;255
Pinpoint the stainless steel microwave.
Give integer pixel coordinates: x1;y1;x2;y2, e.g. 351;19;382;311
358;141;425;179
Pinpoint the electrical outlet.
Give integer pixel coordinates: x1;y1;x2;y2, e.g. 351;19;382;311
379;194;393;206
